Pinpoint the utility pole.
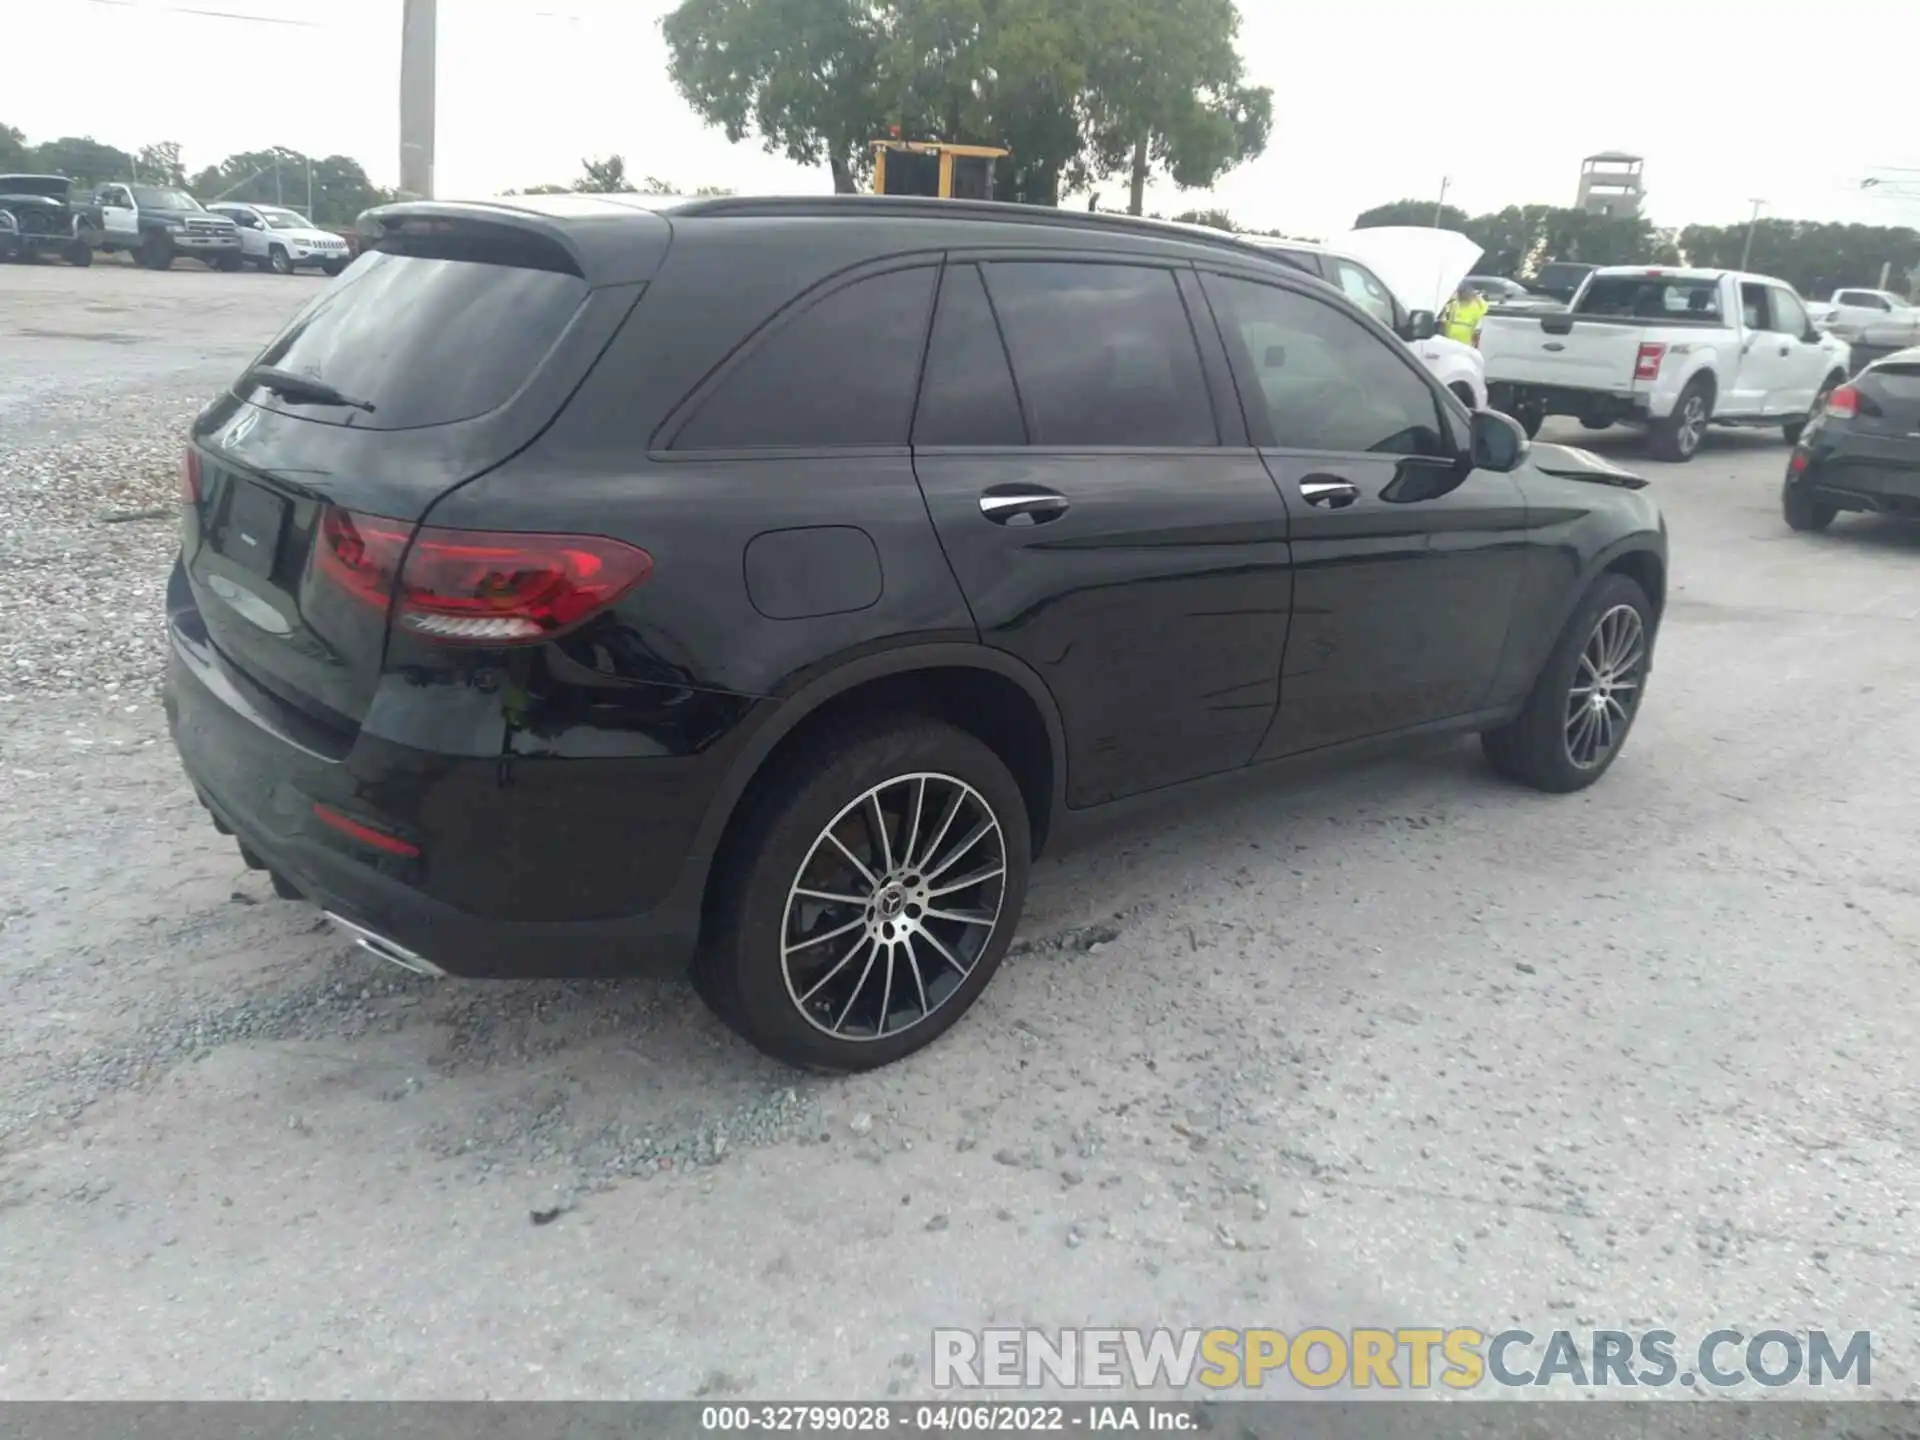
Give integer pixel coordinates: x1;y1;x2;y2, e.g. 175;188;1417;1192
306;153;314;219
1432;176;1450;228
399;0;437;200
1738;198;1764;271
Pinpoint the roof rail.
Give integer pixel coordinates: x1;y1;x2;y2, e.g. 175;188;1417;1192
666;193;1291;265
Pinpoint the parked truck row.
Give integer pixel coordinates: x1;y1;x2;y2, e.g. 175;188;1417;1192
0;174;351;274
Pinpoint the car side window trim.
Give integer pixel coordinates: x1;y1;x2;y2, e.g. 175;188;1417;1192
1197;264;1455;457
651;251;944;458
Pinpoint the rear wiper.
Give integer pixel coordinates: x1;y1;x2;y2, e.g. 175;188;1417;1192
244;364;377;413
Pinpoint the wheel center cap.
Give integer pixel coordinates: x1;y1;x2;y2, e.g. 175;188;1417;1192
877;886;907;919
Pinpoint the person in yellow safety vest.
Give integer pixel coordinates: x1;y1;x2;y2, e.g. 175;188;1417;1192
1440;281;1489;345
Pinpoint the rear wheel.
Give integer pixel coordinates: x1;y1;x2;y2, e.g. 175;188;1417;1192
695;715;1031;1071
1783;487;1837;533
1648;378;1711;462
1482;572;1652;793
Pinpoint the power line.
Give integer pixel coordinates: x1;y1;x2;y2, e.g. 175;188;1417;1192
85;0;323;25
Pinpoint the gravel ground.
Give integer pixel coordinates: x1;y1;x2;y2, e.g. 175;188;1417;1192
2;264;1919;1402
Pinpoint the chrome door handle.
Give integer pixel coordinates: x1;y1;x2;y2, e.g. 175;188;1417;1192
979;490;1069;524
1299;478;1359;508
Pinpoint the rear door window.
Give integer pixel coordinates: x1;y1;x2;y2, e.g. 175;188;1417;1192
979;261;1217;448
673;266;937;450
242;235;590;430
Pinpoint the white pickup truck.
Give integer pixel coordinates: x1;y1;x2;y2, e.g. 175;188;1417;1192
1479;266;1852;461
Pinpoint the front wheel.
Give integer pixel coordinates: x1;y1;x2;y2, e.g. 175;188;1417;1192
321;258;346;277
213;251;243;272
1482;572;1653;793
138;232;173;270
1648;379;1711;462
64;237;93;267
695;715;1031;1071
268;244;293;275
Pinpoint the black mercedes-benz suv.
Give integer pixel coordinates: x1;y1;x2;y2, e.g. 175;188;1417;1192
165;193;1668;1070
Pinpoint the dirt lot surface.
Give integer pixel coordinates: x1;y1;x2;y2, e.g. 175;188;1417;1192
3;262;1918;1401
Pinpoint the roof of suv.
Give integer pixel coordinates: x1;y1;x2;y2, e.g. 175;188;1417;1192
359;193;1320;290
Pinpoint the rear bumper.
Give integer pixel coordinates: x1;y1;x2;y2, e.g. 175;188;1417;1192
1488;380;1656;425
164;610;712;980
1788;455;1920;517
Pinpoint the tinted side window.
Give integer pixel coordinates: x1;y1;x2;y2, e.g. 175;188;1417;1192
675;266;936;450
1202;273;1449;457
913;263;1026;446
980;262;1217;447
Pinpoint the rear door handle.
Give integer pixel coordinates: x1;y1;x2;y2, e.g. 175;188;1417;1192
1299;476;1360;508
979;488;1069;525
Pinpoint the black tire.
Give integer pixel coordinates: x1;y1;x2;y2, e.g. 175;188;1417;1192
1579;417;1612;431
1513;406;1544;439
1782;486;1837;533
695;714;1032;1071
64;237;93;267
1783;372;1844;446
1648;377;1712;462
213;251;243;272
139;232;173;271
1448;382;1477;410
268;244;292;275
322;258;346;277
1482;572;1653;794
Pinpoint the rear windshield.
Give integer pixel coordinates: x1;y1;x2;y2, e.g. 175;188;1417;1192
1576;276;1722;320
239;248;588;430
1864;363;1920;401
1536;264;1592;294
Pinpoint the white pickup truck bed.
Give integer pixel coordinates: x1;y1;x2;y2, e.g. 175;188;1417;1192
1479;267;1852;461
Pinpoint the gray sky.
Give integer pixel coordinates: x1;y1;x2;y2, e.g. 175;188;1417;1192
12;0;1920;236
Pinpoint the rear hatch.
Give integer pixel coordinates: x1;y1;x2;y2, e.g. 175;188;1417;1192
182;215;637;733
1835;359;1920;473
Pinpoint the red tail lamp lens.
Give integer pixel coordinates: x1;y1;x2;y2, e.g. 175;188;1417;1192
1824;385;1859;420
315;507;653;644
181;447;203;504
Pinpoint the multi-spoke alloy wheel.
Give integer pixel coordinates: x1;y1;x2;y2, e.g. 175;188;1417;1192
1564;603;1645;770
1481;572;1654;794
695;716;1031;1071
782;772;1007;1042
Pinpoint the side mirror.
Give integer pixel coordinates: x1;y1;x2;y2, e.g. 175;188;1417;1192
1470;409;1529;473
1405;309;1437;341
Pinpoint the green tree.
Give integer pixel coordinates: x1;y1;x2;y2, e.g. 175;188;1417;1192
1080;0;1271;214
1676;219;1918;296
188;148;390;226
1354;198;1471;231
575;154;632;192
135;141;186;186
1171;207;1236;231
29;136;135;186
0;123;32;171
660;0;1269;205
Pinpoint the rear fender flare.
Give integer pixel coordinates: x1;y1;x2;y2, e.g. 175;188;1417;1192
685;641;1070;872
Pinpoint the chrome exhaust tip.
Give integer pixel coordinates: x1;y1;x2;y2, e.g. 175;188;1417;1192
323;911;447;979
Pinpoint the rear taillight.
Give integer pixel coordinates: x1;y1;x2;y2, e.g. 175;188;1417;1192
1634;343;1666;381
1825;384;1860;419
181;447;203;505
315;506;653;644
